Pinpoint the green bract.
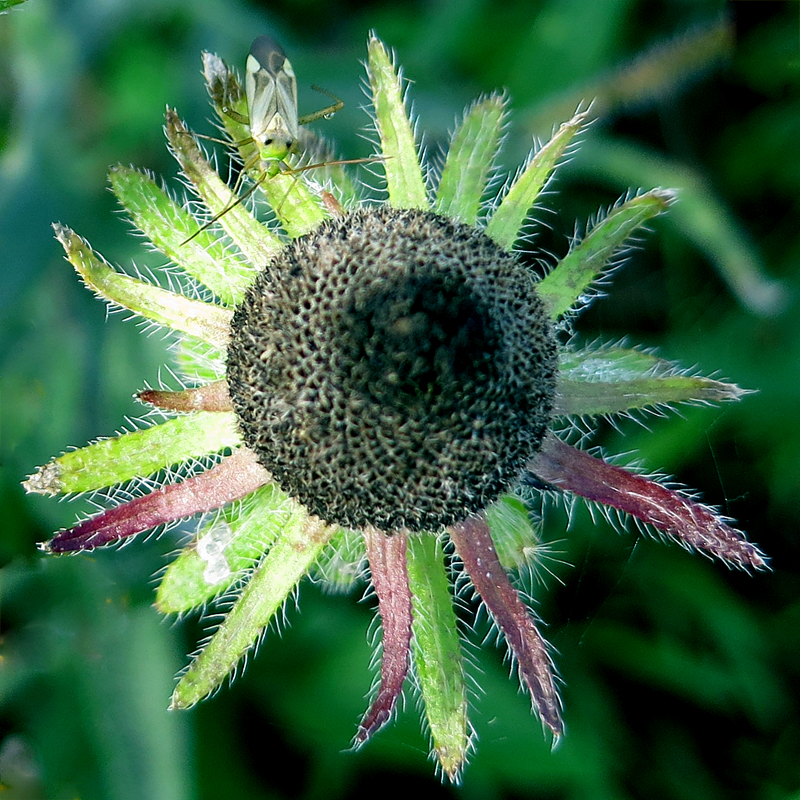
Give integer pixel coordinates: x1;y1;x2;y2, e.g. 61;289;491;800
25;36;765;782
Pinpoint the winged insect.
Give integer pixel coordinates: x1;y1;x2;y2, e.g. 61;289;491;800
183;36;366;243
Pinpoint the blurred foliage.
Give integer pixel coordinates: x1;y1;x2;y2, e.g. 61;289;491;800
1;0;799;798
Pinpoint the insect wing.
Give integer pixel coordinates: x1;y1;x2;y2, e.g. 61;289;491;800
245;35;299;159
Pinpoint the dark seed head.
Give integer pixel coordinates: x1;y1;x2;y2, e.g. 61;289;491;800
227;207;557;532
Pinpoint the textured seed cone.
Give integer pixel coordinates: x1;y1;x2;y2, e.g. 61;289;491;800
227;207;558;532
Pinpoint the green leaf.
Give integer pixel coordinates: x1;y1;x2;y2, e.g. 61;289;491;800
367;36;429;210
24;413;241;495
407;535;470;782
537;189;675;319
435;95;505;224
485;109;589;250
556;346;747;416
171;515;336;709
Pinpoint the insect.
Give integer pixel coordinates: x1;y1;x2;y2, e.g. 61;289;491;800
230;35;343;176
183;36;359;244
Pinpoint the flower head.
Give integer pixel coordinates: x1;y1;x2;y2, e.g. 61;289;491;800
25;36;766;781
227;206;557;532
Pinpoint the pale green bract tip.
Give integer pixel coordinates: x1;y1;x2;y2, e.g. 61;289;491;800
486;109;591;250
367;36;429;210
53;223;233;348
27;413;241;496
537;188;676;319
407;535;470;783
435;94;506;225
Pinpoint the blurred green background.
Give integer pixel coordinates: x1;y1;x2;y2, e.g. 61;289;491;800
1;0;798;798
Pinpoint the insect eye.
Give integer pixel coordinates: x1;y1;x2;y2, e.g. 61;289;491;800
268;137;293;147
